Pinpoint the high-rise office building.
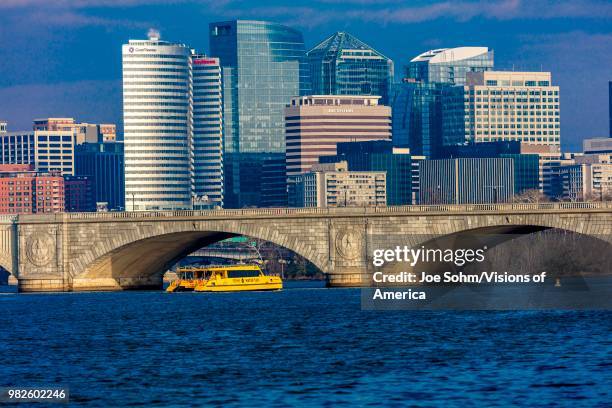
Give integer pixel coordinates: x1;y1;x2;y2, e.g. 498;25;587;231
390;80;445;157
192;55;224;208
122;35;193;211
210;20;310;208
307;32;394;104
0;130;75;175
442;71;561;147
419;157;514;204
408;47;493;86
285;95;391;180
75;142;125;210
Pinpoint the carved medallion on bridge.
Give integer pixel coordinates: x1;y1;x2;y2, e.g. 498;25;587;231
335;229;363;260
25;233;55;267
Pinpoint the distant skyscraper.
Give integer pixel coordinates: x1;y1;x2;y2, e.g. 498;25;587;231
122;35;193;210
0;121;6;134
442;71;560;147
307;32;393;104
210;20;311;208
285;95;391;179
192;55;224;207
390;80;444;157
408;47;493;86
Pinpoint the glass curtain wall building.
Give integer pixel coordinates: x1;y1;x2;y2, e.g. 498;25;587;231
390;80;444;158
209;20;311;208
307;32;393;104
408;47;493;86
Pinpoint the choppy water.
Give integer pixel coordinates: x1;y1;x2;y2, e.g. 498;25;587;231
0;282;610;407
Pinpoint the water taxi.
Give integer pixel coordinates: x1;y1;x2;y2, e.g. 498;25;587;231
165;267;205;292
166;264;282;293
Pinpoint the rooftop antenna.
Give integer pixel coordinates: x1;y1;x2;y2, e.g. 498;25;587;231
148;28;160;41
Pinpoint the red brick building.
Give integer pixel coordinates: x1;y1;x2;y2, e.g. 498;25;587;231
0;164;64;214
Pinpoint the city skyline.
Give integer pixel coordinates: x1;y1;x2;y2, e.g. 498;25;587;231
0;1;610;151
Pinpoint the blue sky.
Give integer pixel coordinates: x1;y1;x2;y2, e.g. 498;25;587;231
0;0;610;150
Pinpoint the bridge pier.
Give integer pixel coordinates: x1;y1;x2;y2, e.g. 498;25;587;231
18;278;71;293
18;276;163;292
327;268;372;287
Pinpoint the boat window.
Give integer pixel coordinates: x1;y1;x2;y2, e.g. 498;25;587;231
227;270;260;278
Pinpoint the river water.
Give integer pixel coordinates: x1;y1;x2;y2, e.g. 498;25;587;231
0;282;610;407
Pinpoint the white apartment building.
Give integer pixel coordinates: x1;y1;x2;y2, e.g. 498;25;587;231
443;71;560;147
561;162;612;201
290;161;386;208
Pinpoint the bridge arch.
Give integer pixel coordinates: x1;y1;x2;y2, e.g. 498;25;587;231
71;222;329;291
401;220;612;277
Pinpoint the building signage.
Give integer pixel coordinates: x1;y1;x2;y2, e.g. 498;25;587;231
193;58;217;65
328;108;354;113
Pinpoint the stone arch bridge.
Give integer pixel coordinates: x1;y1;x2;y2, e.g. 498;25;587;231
1;202;610;292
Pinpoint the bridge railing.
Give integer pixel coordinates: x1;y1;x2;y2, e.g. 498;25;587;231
59;201;612;220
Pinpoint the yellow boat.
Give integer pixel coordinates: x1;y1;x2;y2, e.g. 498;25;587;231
165;267;206;292
166;264;282;293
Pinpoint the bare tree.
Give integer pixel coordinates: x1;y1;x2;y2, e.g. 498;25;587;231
513;189;550;203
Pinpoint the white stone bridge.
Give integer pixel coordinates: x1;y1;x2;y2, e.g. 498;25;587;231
0;202;610;292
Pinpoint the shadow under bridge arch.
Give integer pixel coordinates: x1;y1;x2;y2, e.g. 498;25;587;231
72;228;328;291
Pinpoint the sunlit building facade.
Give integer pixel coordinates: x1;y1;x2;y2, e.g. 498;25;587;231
122;36;193;210
408;47;493;86
442;71;561;147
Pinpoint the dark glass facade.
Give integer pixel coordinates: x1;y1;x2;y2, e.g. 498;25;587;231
210;20;310;208
75;142;125;210
320;140;415;205
419;157;514;204
390;81;445;158
307;32;393;104
442;141;539;194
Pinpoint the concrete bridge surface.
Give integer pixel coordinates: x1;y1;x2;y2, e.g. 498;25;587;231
0;202;610;292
